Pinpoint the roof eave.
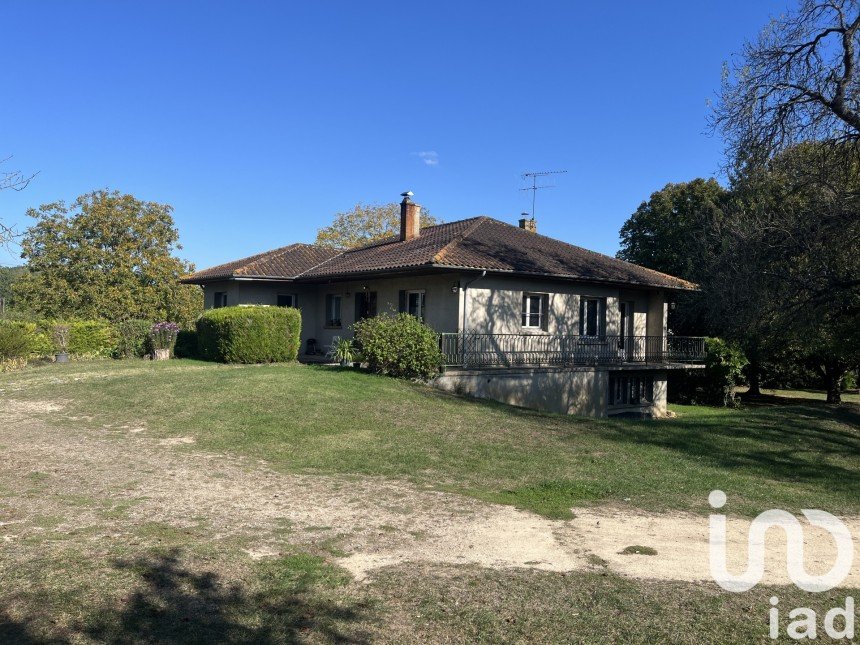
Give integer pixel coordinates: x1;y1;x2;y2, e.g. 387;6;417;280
180;274;299;284
429;263;699;291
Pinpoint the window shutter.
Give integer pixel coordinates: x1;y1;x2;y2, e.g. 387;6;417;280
542;294;549;331
578;298;584;335
398;290;406;313
355;293;363;322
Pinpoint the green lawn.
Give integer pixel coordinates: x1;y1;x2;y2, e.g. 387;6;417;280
2;360;859;643
4;359;858;519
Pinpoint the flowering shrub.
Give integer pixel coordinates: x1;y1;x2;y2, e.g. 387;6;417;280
150;321;180;352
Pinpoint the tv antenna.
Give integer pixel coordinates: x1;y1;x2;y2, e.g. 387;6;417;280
520;169;567;219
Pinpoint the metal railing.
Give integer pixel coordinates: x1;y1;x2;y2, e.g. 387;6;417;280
439;333;706;368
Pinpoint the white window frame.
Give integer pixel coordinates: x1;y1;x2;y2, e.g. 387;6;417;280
277;293;298;308
521;292;547;330
406;290;425;321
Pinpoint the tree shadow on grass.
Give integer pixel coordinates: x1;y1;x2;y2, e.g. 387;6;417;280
0;549;371;644
420;384;860;505
600;404;860;496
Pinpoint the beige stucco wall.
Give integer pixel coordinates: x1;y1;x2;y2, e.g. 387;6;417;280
202;273;461;350
201;280;320;348
201;274;670;357
306;273;461;347
460;276;666;338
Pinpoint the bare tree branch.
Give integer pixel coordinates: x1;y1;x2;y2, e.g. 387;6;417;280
0;155;38;248
713;0;860;166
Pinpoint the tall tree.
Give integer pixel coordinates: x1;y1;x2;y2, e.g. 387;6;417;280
617;179;726;281
617;178;727;334
14;191;202;326
713;0;860;166
315;202;440;249
705;143;860;403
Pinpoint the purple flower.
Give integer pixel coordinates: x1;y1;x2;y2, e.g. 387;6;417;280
150;321;181;350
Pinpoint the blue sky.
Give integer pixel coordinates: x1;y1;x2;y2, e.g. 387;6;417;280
0;1;786;268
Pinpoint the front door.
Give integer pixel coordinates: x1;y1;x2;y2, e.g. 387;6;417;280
619;301;635;360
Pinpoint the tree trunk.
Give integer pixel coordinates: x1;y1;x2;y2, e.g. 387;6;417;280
747;362;762;396
824;363;845;404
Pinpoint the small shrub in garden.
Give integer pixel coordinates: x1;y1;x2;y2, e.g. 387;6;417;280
0;324;31;371
668;337;748;406
52;324;70;355
0;320;50;357
115;319;152;358
353;313;442;380
196;305;301;363
702;338;748;406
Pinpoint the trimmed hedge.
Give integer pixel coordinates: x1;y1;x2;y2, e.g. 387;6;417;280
66;320;117;357
174;330;199;359
0;318;118;359
196;306;301;363
353;313;442;379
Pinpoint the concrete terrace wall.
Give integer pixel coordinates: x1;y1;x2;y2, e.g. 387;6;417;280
435;367;668;418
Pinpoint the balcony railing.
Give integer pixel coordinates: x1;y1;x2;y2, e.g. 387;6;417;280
439;333;706;368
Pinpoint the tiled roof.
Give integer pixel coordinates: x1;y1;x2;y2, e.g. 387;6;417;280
183;217;697;291
182;243;339;282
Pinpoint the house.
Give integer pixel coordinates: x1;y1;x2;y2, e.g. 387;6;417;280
182;193;705;417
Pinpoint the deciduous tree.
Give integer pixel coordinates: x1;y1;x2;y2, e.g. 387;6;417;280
315;202;440;249
713;0;860;166
14;191;202;326
705;144;860;403
617;179;727;334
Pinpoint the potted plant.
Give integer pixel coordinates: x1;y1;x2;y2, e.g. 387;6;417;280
328;337;359;367
150;321;180;360
52;324;70;363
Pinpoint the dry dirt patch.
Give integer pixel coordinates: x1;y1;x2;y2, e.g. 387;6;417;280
1;398;857;589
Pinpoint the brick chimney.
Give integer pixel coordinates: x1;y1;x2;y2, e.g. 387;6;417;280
400;191;420;241
518;213;537;233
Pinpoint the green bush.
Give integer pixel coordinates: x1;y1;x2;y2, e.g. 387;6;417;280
0;318;118;359
353;313;442;379
115;319;152;358
66;320;117;358
174;330;199;359
0;320;51;357
0;323;31;360
669;337;748;406
196;306;301;363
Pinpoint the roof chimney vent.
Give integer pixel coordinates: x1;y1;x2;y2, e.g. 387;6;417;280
519;213;537;233
400;191;420;241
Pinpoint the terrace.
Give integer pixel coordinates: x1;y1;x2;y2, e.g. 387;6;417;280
439;333;707;369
